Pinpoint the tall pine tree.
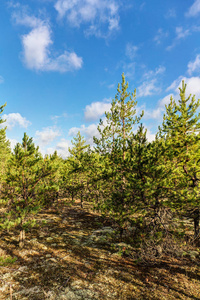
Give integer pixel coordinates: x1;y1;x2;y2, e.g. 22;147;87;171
0;103;11;182
159;81;200;237
94;73;143;233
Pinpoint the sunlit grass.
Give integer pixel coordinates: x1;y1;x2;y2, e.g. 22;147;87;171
0;255;17;266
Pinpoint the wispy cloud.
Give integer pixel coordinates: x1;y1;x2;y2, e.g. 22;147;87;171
55;0;120;38
125;43;138;59
187;54;200;75
137;66;165;97
186;0;200;17
166;27;190;51
154;28;168;45
176;27;190;39
108;83;115;89
84;98;111;122
12;8;83;72
137;79;161;98
12;10;43;28
165;8;176;19
143;66;165;80
51;113;68;123
2;113;31;130
123;62;136;79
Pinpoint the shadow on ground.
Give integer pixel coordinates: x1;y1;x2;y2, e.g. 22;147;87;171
0;201;200;299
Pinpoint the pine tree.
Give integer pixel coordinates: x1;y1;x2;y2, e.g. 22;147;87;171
0;103;11;182
159;80;200;237
2;133;54;247
94;73;143;233
127;124;150;210
66;131;90;207
37;151;62;209
94;73;143;160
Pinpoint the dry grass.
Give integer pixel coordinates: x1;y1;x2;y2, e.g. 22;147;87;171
0;200;200;299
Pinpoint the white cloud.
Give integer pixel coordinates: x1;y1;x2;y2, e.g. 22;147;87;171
144;106;163;120
124;62;136;78
165;8;176;19
46;51;83;72
193;25;200;32
51;112;68;123
55;0;120;38
69;123;100;145
166;27;190;51
143;66;165;80
137;79;161;97
22;23;83;72
146;76;200;127
108;83;115;89
35;126;61;146
12;11;43;28
140;94;173;122
175;27;190;40
146;128;155;142
166;76;182;92
2;113;31;130
158;94;174;107
12;8;83;72
56;138;70;158
154;28;168;45
108;16;119;31
8;138;18;151
84;99;111;121
180;77;200;98
22;24;52;70
186;0;200;17
137;66;165;98
125;43;138;59
167;76;200;99
187;54;200;75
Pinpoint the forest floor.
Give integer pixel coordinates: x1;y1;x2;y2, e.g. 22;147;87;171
0;200;200;300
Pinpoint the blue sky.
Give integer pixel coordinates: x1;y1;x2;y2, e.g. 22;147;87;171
1;0;200;157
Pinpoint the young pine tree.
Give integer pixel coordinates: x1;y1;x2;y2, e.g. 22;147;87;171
94;73;143;233
2;133;54;247
67;131;90;207
159;81;200;237
0;103;11;182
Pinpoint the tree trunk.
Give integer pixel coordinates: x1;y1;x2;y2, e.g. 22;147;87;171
80;191;83;208
71;190;74;203
19;229;25;248
194;208;199;239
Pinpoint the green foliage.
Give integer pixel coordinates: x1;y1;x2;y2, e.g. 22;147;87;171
0;256;17;266
94;73;143;230
0;103;11;182
38;151;62;208
1;133;57;236
159;80;200;236
63;132;90;206
1;75;200;251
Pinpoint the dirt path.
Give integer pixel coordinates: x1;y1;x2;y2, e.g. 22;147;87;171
0;201;200;299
